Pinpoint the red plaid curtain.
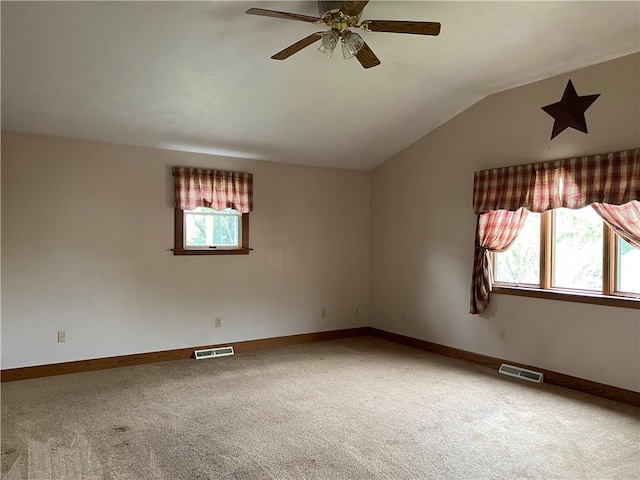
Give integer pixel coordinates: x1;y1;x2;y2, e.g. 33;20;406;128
591;201;640;249
172;167;253;213
471;148;639;314
473;149;639;214
470;209;529;314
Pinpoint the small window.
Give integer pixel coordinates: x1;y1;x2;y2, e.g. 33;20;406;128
184;207;240;249
174;207;249;256
552;207;603;291
494;211;540;286
617;237;640;295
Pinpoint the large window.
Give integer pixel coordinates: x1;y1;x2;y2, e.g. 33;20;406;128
470;149;639;314
493;206;640;305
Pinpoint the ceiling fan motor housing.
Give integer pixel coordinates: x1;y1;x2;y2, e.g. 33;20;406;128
318;1;344;17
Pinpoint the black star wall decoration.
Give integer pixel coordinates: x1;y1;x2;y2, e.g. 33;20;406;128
541;79;600;140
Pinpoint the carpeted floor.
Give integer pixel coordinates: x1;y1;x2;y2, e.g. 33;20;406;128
2;336;639;479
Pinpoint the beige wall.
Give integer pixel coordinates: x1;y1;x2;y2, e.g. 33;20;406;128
370;52;640;392
3;53;639;393
1;133;370;368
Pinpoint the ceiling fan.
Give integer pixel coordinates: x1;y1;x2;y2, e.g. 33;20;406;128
246;1;441;69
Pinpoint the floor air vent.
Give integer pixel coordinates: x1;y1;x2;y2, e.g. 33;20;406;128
499;364;544;383
194;346;234;360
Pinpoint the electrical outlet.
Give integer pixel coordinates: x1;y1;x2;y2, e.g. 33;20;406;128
321;308;327;318
57;331;66;343
402;312;408;322
215;317;222;328
355;307;360;316
499;330;507;342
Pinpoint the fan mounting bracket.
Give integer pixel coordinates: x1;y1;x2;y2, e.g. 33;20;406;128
321;8;360;33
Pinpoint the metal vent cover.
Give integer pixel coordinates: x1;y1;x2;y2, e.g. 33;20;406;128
499;364;544;383
194;346;234;360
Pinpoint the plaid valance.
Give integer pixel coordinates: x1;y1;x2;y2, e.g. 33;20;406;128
473;149;640;214
173;167;253;213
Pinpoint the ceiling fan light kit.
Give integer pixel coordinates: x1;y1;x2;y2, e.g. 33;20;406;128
319;29;340;58
246;0;441;69
341;31;364;59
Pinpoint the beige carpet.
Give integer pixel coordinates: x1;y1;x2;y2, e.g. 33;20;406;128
2;336;639;479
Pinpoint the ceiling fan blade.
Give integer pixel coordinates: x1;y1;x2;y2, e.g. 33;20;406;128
355;41;380;69
246;8;322;24
360;20;441;36
341;1;370;17
271;32;324;60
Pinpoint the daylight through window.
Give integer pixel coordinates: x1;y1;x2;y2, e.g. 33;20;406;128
493;206;640;301
184;208;241;249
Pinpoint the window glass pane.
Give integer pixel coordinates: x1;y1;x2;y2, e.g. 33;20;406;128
553;207;602;291
184;207;239;247
185;213;211;246
213;215;238;246
617;237;640;294
494;211;540;285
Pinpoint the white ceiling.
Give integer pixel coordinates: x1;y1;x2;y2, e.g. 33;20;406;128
2;1;639;170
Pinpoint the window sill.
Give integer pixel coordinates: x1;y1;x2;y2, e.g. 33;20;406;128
173;248;251;256
492;285;640;309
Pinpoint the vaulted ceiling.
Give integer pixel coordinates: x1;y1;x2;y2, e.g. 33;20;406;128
2;1;639;170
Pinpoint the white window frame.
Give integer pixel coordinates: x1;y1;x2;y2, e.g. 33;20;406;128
183;208;242;250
